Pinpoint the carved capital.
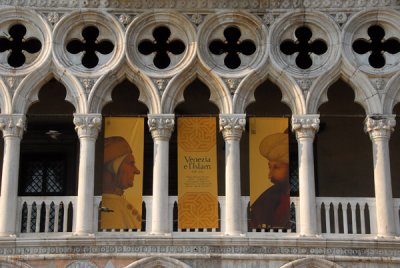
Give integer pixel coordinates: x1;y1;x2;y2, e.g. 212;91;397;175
364;115;396;141
219;114;246;141
73;114;102;139
148;114;175;141
292;114;320;140
0;114;26;138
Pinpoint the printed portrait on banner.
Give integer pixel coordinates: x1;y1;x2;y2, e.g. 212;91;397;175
249;117;290;229
100;117;144;230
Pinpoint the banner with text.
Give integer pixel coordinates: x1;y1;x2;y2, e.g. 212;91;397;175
101;117;144;230
249;117;290;229
178;117;218;229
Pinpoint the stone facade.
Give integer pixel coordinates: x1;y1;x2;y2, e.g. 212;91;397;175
0;0;400;267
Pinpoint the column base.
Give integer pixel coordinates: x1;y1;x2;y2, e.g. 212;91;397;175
72;232;95;237
0;232;16;238
224;232;245;237
149;232;172;237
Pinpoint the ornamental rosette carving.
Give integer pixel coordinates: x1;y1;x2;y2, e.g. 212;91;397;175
0;114;26;138
147;114;175;140
364;115;396;140
291;115;320;140
219;114;246;140
73;114;102;139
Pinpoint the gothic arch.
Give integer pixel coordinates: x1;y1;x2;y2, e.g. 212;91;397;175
383;71;400;114
12;66;86;114
280;257;343;268
126;256;191;268
162;61;231;114
0;78;12;114
234;64;304;114
88;65;160;114
0;260;32;268
307;62;381;114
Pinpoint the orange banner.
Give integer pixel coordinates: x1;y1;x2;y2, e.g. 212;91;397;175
249;117;290;229
101;117;144;230
178;117;218;229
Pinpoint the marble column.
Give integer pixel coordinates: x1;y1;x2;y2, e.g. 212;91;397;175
219;114;246;235
292;114;319;236
148;114;175;235
73;114;102;235
364;115;396;237
0;114;25;236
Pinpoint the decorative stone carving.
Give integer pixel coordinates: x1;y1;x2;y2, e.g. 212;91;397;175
65;261;98;268
364;115;396;140
0;114;26;138
0;0;397;8
198;11;266;76
153;78;170;96
148;114;175;140
73;114;102;139
126;12;196;77
219;114;246;140
296;79;313;92
270;11;340;78
292;115;320;140
371;78;387;91
80;78;96;95
190;13;203;26
46;12;60;24
224;78;241;95
118;13;132;25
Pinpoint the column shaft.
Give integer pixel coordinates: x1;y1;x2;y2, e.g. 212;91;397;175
148;114;174;235
365;115;396;237
220;114;246;235
74;114;101;235
0;115;25;236
292;115;319;236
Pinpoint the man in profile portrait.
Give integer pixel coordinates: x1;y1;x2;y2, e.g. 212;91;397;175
101;136;142;229
249;131;290;229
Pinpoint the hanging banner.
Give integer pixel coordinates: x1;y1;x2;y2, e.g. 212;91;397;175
249;117;290;229
178;117;218;229
101;117;144;229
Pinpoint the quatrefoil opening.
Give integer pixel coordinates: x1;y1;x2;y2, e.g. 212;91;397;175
352;25;400;69
138;26;186;69
280;26;327;69
0;24;42;68
66;26;114;69
209;26;256;69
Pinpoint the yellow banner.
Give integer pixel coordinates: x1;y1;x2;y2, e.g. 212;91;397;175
178;117;218;229
249;117;290;229
101;117;144;229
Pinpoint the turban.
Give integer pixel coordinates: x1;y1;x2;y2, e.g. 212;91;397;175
259;132;289;164
104;136;132;163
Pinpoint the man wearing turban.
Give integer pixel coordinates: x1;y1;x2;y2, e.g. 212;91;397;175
101;136;141;229
249;132;290;229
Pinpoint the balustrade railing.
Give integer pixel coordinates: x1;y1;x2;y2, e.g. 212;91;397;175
17;195;399;237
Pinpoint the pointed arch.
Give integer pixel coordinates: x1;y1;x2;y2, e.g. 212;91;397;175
162;61;231;114
126;256;191;268
383;71;400;114
307;62;381;114
0;260;32;268
281;257;343;268
12;65;86;114
0;78;12;114
88;65;160;114
234;64;304;115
